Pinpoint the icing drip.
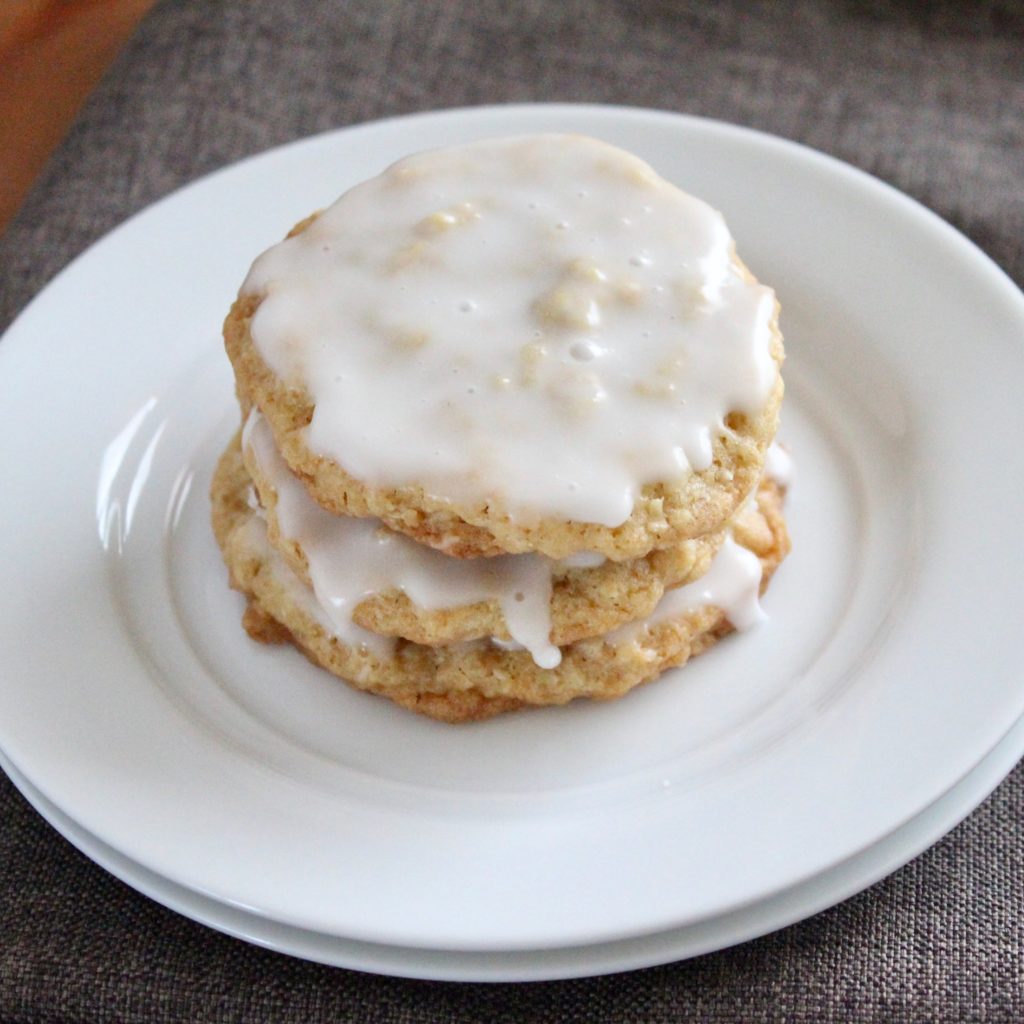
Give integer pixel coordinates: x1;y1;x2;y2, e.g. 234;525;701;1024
764;441;793;488
607;535;767;647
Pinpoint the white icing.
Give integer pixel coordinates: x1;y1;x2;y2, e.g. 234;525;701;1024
764;441;793;487
243;134;778;527
235;516;335;632
607;534;766;646
238;505;769;667
244;412;561;668
557;550;606;569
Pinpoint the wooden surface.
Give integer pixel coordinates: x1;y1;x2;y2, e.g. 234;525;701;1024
0;0;154;232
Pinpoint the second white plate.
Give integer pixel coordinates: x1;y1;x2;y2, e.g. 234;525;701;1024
4;711;1021;981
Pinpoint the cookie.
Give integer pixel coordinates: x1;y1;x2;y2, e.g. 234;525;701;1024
225;134;784;561
211;442;790;723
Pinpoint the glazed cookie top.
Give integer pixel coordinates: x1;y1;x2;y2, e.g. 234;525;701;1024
241;133;778;529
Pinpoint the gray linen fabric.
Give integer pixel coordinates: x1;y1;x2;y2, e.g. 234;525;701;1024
1;0;1023;1020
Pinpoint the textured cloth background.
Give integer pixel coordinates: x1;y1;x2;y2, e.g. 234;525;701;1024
1;0;1023;1020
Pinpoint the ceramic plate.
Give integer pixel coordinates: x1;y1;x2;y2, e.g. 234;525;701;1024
3;712;1021;981
2;105;1023;951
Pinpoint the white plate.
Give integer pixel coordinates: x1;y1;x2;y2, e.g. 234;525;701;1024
2;104;1024;952
3;712;1021;981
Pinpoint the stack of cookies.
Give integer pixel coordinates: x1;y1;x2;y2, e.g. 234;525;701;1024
211;134;789;722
